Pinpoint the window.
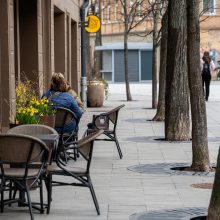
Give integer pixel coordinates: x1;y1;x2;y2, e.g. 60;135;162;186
137;0;147;19
114;0;118;21
107;0;111;22
130;0;134;7
203;0;215;15
102;0;111;23
102;51;113;82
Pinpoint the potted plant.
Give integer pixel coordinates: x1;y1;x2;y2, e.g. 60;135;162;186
8;79;39;127
36;98;56;127
87;76;109;107
10;78;56;127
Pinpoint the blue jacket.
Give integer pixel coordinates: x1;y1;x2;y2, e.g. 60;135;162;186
43;90;83;133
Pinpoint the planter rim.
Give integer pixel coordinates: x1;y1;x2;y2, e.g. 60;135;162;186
88;80;105;85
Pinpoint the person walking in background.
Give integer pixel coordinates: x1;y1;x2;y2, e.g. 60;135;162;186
200;51;215;101
42;72;83;132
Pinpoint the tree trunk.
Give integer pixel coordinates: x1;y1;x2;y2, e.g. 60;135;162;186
207;147;220;219
165;0;190;141
94;31;102;77
124;32;132;101
94;0;102;78
123;1;132;101
152;2;159;109
153;10;168;121
187;0;211;171
86;33;92;80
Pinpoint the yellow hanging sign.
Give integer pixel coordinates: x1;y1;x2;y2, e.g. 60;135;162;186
85;15;101;33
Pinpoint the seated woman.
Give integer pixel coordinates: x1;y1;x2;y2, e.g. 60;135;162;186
66;81;83;109
42;72;83;133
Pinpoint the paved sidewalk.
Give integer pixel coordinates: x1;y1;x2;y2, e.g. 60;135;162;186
1;82;220;220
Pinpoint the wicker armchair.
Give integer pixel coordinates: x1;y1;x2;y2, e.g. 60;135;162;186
45;129;103;215
7;124;58;163
0;134;48;220
54;107;80;162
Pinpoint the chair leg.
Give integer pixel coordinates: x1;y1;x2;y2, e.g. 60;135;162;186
73;149;80;160
45;174;52;214
114;135;123;159
66;136;79;161
12;188;17;201
63;150;69;164
105;132;123;159
0;180;4;213
72;135;79;161
9;181;12;207
39;178;44;214
1;190;4;213
87;176;100;215
25;182;34;220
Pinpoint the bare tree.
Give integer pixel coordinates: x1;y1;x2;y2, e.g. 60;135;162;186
150;0;160;109
152;9;167;121
187;0;211;171
207;146;220;219
86;32;92;80
152;0;214;119
118;0;150;101
133;0;167;108
93;0;102;78
165;0;190;141
99;1;167;103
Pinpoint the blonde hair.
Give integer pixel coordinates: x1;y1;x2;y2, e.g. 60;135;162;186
50;72;67;92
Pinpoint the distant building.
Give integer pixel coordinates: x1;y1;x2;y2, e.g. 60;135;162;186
200;0;220;69
96;43;153;82
0;0;82;132
91;0;220;82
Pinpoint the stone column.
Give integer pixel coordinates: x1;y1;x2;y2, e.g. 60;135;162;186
0;0;16;132
41;0;52;90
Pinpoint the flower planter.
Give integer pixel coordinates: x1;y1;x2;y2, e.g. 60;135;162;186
39;115;55;127
87;83;104;107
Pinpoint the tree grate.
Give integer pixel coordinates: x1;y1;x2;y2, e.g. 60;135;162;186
127;163;215;177
129;207;207;220
154;137;220;143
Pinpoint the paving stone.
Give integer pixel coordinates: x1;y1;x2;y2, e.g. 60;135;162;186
2;83;220;220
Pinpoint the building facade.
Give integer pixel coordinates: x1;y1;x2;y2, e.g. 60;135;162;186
200;0;220;65
0;0;82;132
92;0;220;83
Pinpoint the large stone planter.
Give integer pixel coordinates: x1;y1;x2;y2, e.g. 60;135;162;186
87;82;104;107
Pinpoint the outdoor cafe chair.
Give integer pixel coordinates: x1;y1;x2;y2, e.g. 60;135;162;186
54;107;79;162
45;129;103;215
7;124;58;215
7;124;59;164
0;134;49;220
86;104;125;159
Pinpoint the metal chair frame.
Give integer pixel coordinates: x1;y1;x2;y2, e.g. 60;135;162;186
45;130;103;215
7;124;59;164
87;104;125;159
0;134;48;220
54;107;79;162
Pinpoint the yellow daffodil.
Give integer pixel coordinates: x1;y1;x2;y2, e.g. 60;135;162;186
15;78;55;124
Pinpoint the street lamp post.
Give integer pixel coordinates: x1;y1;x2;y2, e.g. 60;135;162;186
80;0;91;110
